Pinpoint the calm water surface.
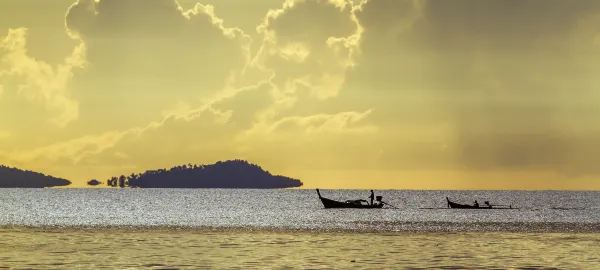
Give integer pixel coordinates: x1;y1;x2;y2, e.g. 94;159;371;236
1;229;599;269
1;189;599;232
1;189;599;269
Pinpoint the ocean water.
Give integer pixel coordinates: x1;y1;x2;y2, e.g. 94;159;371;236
0;189;599;232
1;189;600;269
2;228;599;269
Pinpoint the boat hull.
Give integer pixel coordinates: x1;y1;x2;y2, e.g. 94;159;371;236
317;189;384;209
319;197;384;209
446;197;491;209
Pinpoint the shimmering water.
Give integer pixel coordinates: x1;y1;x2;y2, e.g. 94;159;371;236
1;189;599;232
1;229;599;269
1;189;599;269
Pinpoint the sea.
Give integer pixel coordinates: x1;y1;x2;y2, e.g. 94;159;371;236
1;189;599;269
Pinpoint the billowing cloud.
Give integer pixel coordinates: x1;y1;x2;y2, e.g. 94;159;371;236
254;0;360;100
218;0;382;166
236;0;375;135
0;28;85;127
63;0;252;129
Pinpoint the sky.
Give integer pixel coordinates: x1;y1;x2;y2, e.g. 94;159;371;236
1;0;600;189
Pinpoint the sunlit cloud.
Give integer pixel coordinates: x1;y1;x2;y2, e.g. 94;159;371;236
0;103;230;165
0;75;271;168
254;0;362;99
0;28;86;127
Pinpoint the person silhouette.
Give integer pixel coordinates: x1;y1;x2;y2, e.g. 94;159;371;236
369;190;375;205
473;200;479;207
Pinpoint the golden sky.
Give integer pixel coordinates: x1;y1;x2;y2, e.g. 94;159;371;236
1;0;600;189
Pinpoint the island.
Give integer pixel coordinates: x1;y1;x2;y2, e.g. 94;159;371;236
87;179;102;186
0;165;71;188
103;160;303;188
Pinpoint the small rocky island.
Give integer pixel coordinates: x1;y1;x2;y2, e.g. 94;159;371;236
103;159;303;188
0;165;71;188
87;179;102;186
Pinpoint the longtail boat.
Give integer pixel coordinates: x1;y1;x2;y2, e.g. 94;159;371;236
446;197;515;209
316;189;385;209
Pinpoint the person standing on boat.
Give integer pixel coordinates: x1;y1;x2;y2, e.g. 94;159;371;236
369;190;375;205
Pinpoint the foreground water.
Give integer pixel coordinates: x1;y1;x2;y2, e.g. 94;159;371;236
1;189;599;269
1;228;599;269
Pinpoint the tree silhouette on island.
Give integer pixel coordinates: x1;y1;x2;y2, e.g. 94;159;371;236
103;160;303;189
0;165;71;188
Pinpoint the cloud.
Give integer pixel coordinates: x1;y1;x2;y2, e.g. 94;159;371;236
232;0;377;144
253;0;362;104
211;81;273;130
0;76;271;169
356;0;424;37
344;0;600;175
243;108;375;138
418;1;600;173
0;28;85;127
63;0;252;129
0;103;231;166
65;0;250;82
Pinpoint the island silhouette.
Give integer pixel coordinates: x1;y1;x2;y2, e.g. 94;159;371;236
0;165;71;188
87;179;102;186
103;160;303;188
1;160;302;188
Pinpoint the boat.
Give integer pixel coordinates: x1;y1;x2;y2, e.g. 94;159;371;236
316;189;385;209
446;197;514;209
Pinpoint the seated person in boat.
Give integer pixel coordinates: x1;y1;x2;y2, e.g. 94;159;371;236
374;196;383;206
484;201;492;208
473;200;479;207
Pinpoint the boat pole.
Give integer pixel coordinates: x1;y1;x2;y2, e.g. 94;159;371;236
491;204;512;208
382;202;399;209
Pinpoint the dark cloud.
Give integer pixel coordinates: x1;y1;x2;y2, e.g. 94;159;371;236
424;0;600;49
64;0;250;130
345;0;600;174
66;0;247;82
67;0;184;39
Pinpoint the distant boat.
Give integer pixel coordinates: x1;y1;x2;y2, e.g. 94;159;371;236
446;197;515;209
316;189;385;209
